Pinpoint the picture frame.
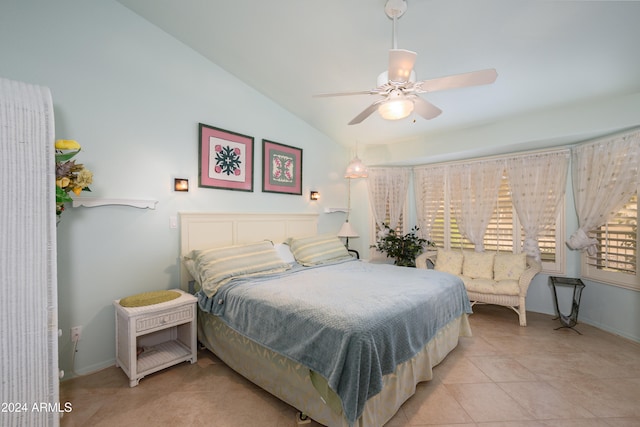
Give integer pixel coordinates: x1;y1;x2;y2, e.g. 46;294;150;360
199;123;254;192
262;139;303;195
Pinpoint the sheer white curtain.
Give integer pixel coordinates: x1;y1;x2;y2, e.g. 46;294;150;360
449;160;504;251
414;165;446;241
506;151;569;261
567;129;640;255
366;168;410;231
366;169;389;231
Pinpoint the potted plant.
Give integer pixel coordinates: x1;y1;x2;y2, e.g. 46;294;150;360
372;224;435;267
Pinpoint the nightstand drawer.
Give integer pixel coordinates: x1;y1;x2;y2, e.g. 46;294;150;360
135;305;193;333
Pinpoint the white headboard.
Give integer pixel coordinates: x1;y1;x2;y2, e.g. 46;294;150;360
179;212;318;290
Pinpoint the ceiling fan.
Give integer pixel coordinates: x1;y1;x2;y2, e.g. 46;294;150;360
315;0;498;125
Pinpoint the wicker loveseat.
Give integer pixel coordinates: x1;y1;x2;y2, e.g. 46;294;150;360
416;248;542;326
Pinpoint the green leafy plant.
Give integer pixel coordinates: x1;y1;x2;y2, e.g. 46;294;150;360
371;224;435;267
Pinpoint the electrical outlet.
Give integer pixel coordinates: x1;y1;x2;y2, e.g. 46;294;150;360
71;326;82;342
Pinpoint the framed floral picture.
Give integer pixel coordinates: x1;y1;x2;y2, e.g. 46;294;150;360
262;139;302;195
199;123;254;192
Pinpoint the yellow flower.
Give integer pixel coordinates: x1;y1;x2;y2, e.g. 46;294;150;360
75;168;93;188
56;177;70;188
55;139;81;150
72;186;83;196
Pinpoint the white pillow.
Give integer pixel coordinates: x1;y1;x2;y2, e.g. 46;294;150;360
274;243;296;264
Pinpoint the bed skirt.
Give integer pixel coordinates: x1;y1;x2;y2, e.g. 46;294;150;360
198;311;471;427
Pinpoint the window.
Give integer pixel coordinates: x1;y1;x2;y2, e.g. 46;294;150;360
483;176;517;254
372;199;406;234
428;170;565;274
583;192;638;289
369;199;408;258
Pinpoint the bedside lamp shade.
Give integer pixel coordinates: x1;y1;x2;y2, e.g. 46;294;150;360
337;222;359;238
338;221;359;251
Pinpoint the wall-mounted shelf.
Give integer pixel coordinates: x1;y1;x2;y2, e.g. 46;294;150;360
324;207;349;213
72;198;158;210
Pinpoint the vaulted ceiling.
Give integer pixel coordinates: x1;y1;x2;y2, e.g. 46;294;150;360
116;0;640;149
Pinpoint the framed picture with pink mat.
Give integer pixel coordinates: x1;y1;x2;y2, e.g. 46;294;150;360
262;139;302;195
199;123;254;192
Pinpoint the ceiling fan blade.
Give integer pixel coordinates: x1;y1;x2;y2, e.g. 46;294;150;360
388;49;417;83
313;89;380;97
348;99;386;125
417;68;498;93
412;96;442;120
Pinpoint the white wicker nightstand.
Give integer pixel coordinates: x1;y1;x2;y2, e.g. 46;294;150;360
114;289;197;387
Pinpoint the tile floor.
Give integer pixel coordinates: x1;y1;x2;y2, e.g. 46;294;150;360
60;305;640;426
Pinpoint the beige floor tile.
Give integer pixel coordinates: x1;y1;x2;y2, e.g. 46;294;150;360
599;418;640;427
538;419;618;427
475;422;546;427
468;356;538;382
59;307;640;427
515;352;601;382
480;334;578;357
497;382;595;420
401;380;474;425
434;355;493;384
445;383;534;423
456;335;502;357
546;378;640;418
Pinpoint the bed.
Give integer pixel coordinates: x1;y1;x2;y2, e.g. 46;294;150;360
179;212;472;427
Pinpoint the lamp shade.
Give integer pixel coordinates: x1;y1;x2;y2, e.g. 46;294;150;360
337;221;359;238
344;156;368;178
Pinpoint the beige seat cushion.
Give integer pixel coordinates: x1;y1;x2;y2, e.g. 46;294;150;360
119;290;181;307
463;278;520;296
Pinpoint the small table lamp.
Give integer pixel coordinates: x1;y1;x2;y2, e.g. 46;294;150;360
338;221;360;258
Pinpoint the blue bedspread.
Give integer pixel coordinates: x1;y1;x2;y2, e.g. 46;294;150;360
197;259;471;425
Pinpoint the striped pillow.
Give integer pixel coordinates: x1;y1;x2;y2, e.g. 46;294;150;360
287;234;352;266
186;241;291;297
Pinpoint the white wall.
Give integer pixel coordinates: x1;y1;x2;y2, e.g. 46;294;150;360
0;0;351;376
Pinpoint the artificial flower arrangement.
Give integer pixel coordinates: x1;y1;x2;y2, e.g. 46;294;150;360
371;224;435;267
55;139;93;218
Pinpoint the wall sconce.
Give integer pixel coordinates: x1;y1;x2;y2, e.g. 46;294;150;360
310;191;319;201
174;178;189;192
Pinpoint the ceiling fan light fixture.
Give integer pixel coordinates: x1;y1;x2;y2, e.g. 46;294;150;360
378;94;414;121
314;0;497;126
